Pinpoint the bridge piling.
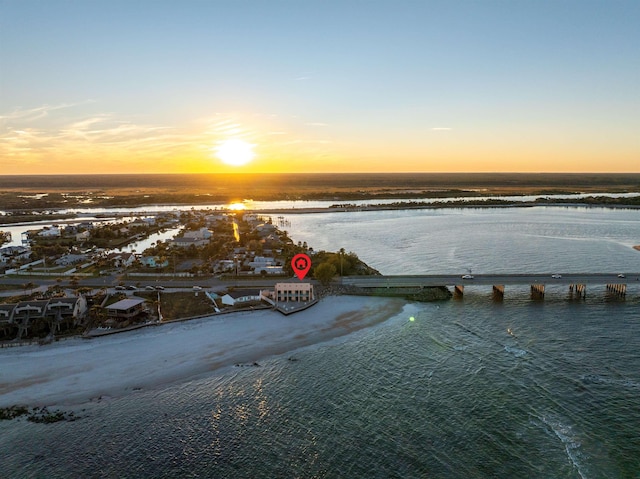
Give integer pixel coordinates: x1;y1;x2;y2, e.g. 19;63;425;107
530;284;545;300
492;285;504;301
606;283;626;299
454;285;464;298
570;283;586;299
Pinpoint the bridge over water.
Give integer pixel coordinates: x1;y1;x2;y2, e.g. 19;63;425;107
341;273;640;300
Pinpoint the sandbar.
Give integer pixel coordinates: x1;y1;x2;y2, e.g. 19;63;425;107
0;296;405;408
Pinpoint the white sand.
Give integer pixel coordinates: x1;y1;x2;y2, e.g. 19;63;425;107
0;296;405;408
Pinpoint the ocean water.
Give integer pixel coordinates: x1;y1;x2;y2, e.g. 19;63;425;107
1;206;640;478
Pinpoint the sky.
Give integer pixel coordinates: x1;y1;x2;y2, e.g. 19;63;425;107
1;0;639;175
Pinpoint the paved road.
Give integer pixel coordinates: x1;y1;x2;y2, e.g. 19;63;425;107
341;273;640;288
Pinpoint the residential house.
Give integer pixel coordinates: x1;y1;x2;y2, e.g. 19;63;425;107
183;227;212;240
221;289;263;306
106;252;136;268
55;253;88;266
255;223;277;237
0;246;31;265
47;296;88;327
38;226;61;238
76;230;91;242
140;256;169;268
172;237;208;248
105;298;147;320
0;296;89;339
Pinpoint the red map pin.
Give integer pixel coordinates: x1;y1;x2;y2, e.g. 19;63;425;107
291;253;312;280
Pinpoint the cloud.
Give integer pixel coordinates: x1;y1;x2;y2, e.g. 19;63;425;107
0;101;95;122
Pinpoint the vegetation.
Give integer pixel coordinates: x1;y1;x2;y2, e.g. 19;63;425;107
2;173;639;209
0;405;78;423
135;291;215;321
314;262;337;285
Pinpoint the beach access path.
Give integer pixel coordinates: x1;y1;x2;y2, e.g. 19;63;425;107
0;296;405;408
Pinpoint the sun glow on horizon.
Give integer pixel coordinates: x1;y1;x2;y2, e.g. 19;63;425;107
214;139;256;167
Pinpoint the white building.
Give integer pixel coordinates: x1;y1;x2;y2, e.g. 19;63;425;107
274;283;315;302
183;228;212;240
38;226;61;238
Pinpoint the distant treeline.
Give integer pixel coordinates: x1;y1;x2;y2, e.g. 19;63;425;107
2;172;640;192
1;173;639;210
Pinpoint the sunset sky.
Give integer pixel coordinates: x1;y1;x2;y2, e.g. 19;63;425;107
1;0;638;175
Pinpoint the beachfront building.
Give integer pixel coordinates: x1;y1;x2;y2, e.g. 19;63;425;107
105;298;147;321
221;290;262;306
0;296;89;340
274;283;314;302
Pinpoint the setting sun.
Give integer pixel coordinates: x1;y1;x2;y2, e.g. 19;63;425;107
214;139;255;167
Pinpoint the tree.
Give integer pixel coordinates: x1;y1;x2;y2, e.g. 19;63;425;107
314;262;337;286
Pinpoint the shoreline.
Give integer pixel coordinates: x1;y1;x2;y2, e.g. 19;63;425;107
0;296;405;409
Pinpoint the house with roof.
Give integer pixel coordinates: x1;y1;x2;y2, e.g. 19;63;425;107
38;226;61;238
0;246;31;265
220;289;263;307
171;237;208;248
55;253;89;266
0;296;88;340
105;298;147;321
76;230;91;242
106;252;136;268
140;255;169;268
183;227;212;240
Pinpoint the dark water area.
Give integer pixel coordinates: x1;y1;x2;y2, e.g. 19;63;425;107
1;293;639;478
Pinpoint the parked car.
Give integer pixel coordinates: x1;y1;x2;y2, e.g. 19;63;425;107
617;273;625;278
127;285;137;290
551;274;562;278
145;285;156;290
155;285;165;290
115;285;126;291
193;286;203;291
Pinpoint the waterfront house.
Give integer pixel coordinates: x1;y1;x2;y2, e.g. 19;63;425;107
105;298;147;321
274;283;315;302
171;237;207;248
221;290;262;306
0;246;31;265
38;226;61;238
183;227;212;240
106;252;136;268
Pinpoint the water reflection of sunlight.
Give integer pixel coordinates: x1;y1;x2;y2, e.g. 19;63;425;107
227;202;246;211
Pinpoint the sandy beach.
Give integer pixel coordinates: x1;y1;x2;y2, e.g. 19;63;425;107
0;296;405;408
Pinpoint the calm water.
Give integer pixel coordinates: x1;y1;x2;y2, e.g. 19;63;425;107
1;207;640;478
